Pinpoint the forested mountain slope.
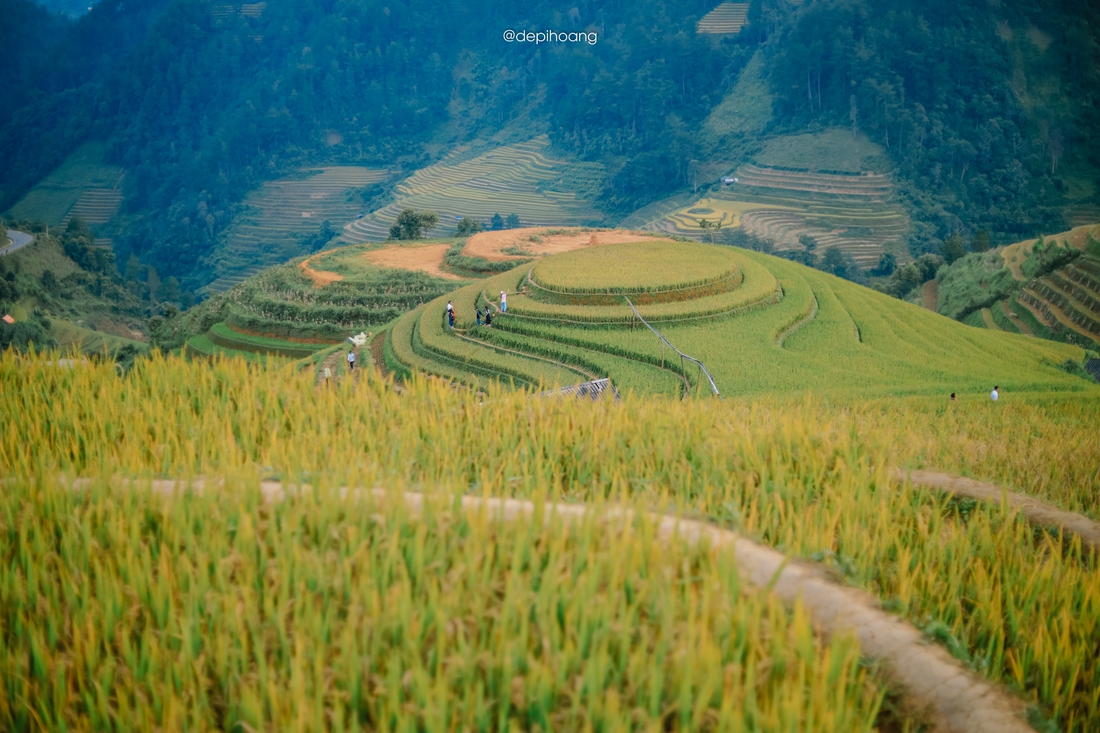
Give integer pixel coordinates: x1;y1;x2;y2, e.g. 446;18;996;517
1;0;1097;293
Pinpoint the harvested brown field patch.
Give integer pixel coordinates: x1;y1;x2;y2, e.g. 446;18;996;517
364;243;465;280
463;227;654;261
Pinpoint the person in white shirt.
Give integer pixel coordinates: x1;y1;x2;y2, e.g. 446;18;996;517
500;291;507;312
990;385;999;401
347;350;356;371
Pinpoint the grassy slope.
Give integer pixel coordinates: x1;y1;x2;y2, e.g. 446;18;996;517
753;128;893;173
5;143;123;225
3;234;149;347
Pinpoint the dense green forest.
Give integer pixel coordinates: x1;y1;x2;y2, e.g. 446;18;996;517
761;0;1100;252
1;0;1097;290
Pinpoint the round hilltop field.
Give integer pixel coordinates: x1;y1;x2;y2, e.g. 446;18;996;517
386;236;1092;399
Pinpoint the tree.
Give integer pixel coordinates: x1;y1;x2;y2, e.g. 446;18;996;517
41;269;59;294
454;217;482;237
125;254;142;282
505;213;520;229
940;234;965;264
888;263;922;298
970;230;990;253
311;220;336;252
913;253;945;282
146;265;160;303
797;234;818;267
389;209;440;240
163;276;181;304
872;252;897;277
490;213;504;231
694;218;723;243
821;246;849;279
0;319;56;351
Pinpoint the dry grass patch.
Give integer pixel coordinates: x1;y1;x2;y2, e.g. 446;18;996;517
463;227;651;261
364;243;465;280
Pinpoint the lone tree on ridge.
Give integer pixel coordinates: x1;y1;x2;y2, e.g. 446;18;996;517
455;217;482;237
389;209;440;240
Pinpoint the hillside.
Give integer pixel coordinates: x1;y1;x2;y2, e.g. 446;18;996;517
1;0;1097;293
385;237;1092;397
340;138;607;244
930;224;1100;350
0;219;150;357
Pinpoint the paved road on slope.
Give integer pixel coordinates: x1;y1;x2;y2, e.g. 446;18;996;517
1;229;33;256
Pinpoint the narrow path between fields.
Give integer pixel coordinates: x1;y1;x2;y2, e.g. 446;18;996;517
894;468;1100;551
481;294;694;395
70;475;1038;733
453;329;598;381
298;251;344;286
369;331;388;377
1002;300;1034;336
776;290;818;347
922;279;938;311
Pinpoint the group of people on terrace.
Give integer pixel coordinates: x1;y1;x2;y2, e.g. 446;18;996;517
949;386;1000;402
447;290;506;329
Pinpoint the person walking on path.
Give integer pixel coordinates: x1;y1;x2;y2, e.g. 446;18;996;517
323;366;332;384
500;291;507;313
446;300;455;328
347;350;356;371
950;392;956;402
990;385;999;401
484;309;493;327
476;307;483;327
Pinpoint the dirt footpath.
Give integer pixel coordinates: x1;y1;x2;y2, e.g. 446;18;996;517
463;228;656;261
922;279;938;311
298;252;344;286
364;243;464;280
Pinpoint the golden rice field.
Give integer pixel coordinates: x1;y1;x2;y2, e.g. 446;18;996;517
653;165;908;267
2;351;1099;731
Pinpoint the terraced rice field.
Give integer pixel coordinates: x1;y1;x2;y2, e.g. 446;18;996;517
1066;204;1100;227
696;2;749;34
969;226;1100;347
342;137;604;243
388;239;1086;399
5;143;125;226
654;165;908;267
205;166;387;293
210;2;265;19
1001;224;1098;281
59;188;124;227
